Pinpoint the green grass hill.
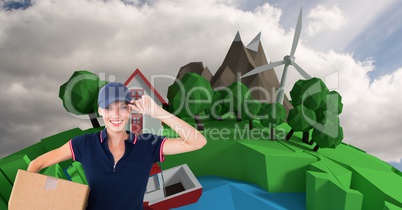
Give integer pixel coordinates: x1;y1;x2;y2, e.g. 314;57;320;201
162;116;402;210
0;116;401;210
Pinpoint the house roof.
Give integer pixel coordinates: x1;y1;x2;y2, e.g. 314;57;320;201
124;68;168;105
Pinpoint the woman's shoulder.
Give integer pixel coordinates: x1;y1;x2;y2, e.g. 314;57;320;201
73;131;101;142
136;133;165;143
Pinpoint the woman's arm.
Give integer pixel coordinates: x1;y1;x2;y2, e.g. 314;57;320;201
129;95;207;155
27;142;72;173
155;108;207;155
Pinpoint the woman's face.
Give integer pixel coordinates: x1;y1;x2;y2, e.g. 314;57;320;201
98;101;131;132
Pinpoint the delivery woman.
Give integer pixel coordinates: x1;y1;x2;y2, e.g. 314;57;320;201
27;82;207;210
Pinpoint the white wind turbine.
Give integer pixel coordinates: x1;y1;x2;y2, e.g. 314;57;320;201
241;8;311;104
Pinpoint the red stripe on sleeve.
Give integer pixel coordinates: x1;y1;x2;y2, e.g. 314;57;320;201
160;138;168;162
69;140;76;161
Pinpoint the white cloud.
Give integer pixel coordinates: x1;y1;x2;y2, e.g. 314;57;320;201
283;0;396;53
346;67;402;162
0;0;401;164
306;5;348;36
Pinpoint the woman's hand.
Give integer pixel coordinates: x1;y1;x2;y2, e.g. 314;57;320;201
129;95;207;155
129;95;162;117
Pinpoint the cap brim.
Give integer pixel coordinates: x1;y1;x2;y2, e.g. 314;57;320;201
98;97;131;109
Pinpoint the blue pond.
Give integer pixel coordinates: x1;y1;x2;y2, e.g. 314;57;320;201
173;176;305;210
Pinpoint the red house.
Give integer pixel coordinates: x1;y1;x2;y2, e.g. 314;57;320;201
124;69;168;134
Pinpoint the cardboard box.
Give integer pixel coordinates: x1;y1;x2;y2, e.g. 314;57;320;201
8;170;89;210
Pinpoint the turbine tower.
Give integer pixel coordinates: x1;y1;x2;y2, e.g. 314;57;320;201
241;8;311;104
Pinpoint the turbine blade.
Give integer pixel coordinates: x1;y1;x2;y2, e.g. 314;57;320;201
293;62;311;79
241;60;285;78
290;7;302;57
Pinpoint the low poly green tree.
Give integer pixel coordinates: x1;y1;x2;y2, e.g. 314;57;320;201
225;82;252;122
289;79;308;107
291;77;329;111
260;102;286;140
326;90;343;115
167;73;213;130
240;99;262;130
311;124;344;151
59;70;107;128
205;88;230;121
286;105;316;143
309;90;344;150
287;77;330;144
166;79;181;114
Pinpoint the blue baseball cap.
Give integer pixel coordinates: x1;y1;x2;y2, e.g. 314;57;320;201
98;82;132;108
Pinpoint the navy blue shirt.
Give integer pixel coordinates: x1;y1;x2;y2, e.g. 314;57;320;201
69;128;167;210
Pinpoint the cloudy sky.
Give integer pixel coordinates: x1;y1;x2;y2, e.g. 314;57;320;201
1;0;402;171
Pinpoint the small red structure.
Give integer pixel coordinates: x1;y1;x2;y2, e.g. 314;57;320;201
124;69;168;134
143;164;202;210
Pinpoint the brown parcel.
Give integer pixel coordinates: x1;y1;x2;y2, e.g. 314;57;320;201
8;169;89;210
